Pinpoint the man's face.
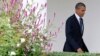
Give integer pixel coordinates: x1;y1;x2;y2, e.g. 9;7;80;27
76;6;86;17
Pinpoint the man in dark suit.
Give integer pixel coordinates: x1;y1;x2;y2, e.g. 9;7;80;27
63;2;89;53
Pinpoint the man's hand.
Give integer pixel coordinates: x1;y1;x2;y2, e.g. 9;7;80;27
77;48;83;53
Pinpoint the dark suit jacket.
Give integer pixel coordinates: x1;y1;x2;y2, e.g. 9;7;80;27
63;14;88;52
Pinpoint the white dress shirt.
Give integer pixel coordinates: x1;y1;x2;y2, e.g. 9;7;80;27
75;13;84;33
75;13;81;24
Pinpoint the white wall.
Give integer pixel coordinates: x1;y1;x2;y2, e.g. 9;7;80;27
48;0;100;53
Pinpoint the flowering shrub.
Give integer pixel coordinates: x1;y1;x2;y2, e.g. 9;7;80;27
0;0;50;56
0;0;64;56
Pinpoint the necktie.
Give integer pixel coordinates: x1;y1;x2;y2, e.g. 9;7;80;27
80;18;84;34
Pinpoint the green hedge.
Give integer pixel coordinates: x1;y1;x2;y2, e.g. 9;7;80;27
1;46;100;56
48;52;100;56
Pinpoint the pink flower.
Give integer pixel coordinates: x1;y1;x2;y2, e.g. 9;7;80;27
24;10;27;17
37;14;42;25
10;0;16;6
45;43;53;51
10;0;14;5
44;3;47;7
32;32;35;36
32;7;36;12
5;3;8;12
16;11;20;18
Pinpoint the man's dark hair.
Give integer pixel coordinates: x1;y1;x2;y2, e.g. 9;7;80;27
75;2;86;9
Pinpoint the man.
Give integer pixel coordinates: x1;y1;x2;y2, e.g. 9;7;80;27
63;2;89;52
